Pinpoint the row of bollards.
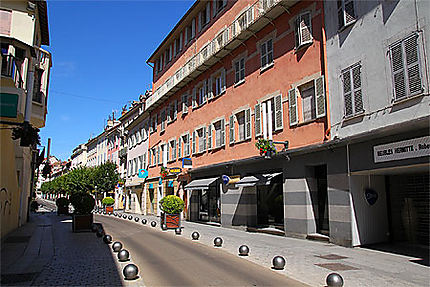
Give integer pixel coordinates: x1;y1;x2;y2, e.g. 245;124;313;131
98;211;344;286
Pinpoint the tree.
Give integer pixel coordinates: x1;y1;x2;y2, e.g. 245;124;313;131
92;161;119;194
65;166;95;195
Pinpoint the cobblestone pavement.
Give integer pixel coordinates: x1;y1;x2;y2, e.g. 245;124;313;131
106;211;430;287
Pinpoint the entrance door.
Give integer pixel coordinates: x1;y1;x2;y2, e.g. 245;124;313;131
315;165;329;235
257;176;284;227
149;188;155;215
198;187;220;223
199;190;209;221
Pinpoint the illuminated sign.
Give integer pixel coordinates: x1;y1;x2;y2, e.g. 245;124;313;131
169;167;182;174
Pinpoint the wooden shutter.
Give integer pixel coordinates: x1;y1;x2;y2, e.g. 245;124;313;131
404;34;422;96
352;64;363;113
390;42;406;100
203;126;207;151
174;100;178;119
191;18;196;38
274;94;284;131
288;88;298;125
221;69;226;92
220;119;225;146
207;124;212;150
299;13;312;46
315;76;326;118
178;137;182;159
208;77;213;100
229;115;235;144
342;69;353;117
192;88;197;108
245;108;251;139
254;103;262;137
192;130;196;155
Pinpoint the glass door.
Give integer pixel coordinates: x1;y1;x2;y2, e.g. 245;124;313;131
208;186;221;223
199;189;209;221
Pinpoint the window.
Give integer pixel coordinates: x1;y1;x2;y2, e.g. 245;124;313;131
33;68;44;103
192;80;211;108
255;95;283;138
136;130;141;143
260;39;273;69
337;0;356;29
214;0;227;16
295;12;312;48
167;100;177;123
198;2;211;32
185;19;196;44
160;108;166;132
342;63;364;117
213;119;225;148
156;146;160;165
213;69;226;97
236;111;247;142
150;114;157;133
389;33;423;101
134;158;138;174
234;58;245;84
182;133;190;157
194;127;207;154
288;76;325;126
182;94;189;114
168;139;177;162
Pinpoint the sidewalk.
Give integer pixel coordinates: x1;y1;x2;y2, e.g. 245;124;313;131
1;206;123;286
114;211;429;287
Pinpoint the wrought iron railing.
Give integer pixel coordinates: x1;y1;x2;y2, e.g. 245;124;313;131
146;0;283;109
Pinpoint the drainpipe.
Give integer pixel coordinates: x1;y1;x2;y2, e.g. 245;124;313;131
321;2;331;140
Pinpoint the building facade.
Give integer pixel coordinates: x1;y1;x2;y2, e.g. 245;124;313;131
71;144;87;168
0;0;52;238
145;0;333;240
324;0;429;246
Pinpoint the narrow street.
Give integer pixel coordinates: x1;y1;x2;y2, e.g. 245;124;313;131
96;215;307;286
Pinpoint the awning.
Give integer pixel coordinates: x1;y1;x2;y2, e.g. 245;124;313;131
235;172;282;187
184;177;218;190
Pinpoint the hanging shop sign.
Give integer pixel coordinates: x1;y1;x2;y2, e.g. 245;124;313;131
138;169;148;178
364;188;378;206
222;175;230;185
169;167;182;174
373;136;430;163
182;158;192;169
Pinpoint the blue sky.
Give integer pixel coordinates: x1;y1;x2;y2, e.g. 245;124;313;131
40;0;194;160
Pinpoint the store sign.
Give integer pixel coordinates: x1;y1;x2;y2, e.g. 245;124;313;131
182;158;192;168
364;188;378;206
169;167;182;174
373;136;430;163
138;169;148;178
0;93;18;118
222;175;230;185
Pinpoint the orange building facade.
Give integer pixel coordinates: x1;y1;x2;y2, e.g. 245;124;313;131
145;0;335;242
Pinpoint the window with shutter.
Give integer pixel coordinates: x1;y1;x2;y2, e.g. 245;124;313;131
295;12;312;48
235;58;245;84
255;103;262;137
185;134;190;156
274;94;284;130
221;119;225;146
229;115;235;144
182;94;188;114
160;109;166;132
192;88;197;108
178;137;182;159
260;39;273;69
192;131;196;155
288;88;298;126
337;0;356;29
236;111;246;142
166;143;170;162
208;77;213;100
315;76;326;118
342;63;364;117
203;126;207;151
173;139;177;160
207;124;212;150
179;33;183;51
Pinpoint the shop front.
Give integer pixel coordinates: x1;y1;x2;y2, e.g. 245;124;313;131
185;177;220;224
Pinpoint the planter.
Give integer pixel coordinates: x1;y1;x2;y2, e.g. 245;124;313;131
163;213;181;229
57;205;69;215
105;206;114;213
72;214;93;232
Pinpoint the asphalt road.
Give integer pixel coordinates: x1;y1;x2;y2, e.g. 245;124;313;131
97;215;308;286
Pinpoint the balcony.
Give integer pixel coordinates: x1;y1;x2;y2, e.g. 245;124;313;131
1;54;24;89
146;0;298;111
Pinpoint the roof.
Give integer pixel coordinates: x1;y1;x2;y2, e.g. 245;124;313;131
146;0;201;63
34;0;50;46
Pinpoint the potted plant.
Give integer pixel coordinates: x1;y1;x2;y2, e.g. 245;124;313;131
70;192;95;232
102;196;115;213
160;166;169;179
159;195;184;229
255;138;277;158
56;197;70;215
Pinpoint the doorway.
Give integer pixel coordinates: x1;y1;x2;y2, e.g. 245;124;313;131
148;188;155;215
315;165;329;235
257;175;284;227
198;187;220;223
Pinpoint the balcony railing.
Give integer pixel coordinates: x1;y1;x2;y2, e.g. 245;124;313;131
1;54;24;89
146;0;285;110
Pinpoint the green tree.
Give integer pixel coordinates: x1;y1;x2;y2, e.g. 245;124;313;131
92;161;119;194
65;166;95;195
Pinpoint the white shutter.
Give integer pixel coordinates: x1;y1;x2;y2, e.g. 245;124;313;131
220;119;225;146
192;130;196;155
221;69;226;92
274;94;283;131
207;124;212;150
254;103;262;137
178;137;182;159
245;108;251;139
206;2;211;22
203;126;207;151
208;77;213;100
288;88;298;125
191;18;196;38
229;115;235;144
192;88;197;108
404;34;422;96
315;76;326;118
